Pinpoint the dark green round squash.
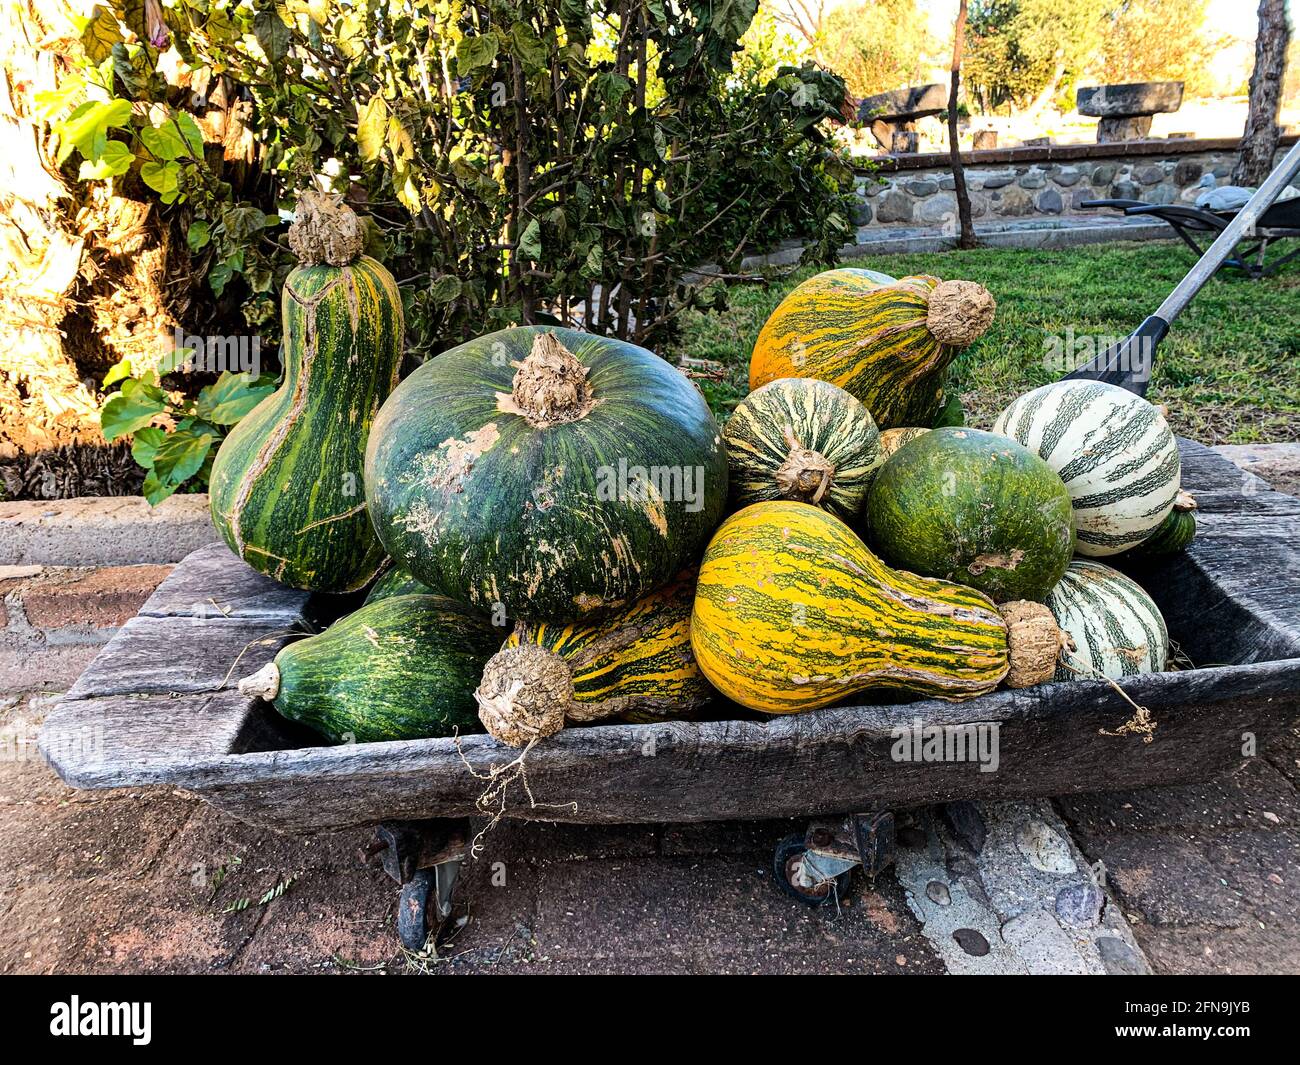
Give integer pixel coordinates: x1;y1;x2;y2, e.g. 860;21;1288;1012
723;377;880;521
866;427;1076;602
239;594;502;744
1125;490;1197;557
364;564;435;606
365;326;728;622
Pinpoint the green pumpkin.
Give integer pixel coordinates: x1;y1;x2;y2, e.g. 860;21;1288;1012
239;594;503;744
364;564;435;606
1125;490;1197;557
866;427;1076;602
365;326;728;622
722;377;881;521
209;192;402;591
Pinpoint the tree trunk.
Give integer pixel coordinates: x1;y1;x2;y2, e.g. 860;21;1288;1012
1233;0;1291;187
948;0;977;250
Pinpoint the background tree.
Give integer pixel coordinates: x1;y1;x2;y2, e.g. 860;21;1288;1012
815;0;932;98
1099;0;1224;98
948;0;976;250
1234;0;1292;187
964;0;1109;113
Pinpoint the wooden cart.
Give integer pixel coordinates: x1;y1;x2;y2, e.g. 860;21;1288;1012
38;440;1300;946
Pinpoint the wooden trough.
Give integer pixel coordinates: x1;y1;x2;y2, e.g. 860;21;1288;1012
38;439;1300;942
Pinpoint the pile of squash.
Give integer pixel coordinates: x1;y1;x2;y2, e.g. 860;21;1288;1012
223;195;1188;750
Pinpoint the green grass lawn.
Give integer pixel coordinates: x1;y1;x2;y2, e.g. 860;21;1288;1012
671;241;1300;444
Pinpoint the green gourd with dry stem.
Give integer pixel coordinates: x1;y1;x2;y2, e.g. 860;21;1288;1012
208;191;403;591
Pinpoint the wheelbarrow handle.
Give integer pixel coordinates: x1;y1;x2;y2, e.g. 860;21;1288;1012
1065;138;1300;395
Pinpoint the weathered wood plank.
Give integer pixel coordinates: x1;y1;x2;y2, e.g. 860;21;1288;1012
62;615;298;701
39;689;257;788
138;542;313;622
136;659;1300;832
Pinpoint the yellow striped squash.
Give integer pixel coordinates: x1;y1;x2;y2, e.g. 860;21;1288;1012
475;570;713;746
690;501;1044;714
722;377;881;521
748;269;995;430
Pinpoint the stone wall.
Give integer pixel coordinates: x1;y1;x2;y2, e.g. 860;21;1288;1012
851;137;1300;228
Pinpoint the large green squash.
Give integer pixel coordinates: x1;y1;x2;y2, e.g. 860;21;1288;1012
365;326;727;622
239;594;502;744
865;427;1076;602
722;377;881;521
209;192;403;591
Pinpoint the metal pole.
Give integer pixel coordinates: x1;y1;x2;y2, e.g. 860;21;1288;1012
1154;138;1300;324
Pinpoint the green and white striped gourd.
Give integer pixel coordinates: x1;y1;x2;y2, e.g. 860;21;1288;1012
1045;560;1168;681
992;381;1180;557
208;191;403;591
722;377;881;520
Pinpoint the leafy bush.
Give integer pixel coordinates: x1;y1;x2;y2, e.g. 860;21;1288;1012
38;2;853;499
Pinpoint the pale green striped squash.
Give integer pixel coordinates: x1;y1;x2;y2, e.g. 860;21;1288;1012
992;380;1181;558
1045;560;1168;681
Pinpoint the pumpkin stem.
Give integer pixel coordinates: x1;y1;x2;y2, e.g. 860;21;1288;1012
475;643;572;747
998;600;1064;689
775;431;837;505
1174;489;1198;512
511;332;595;428
926;279;996;348
287;189;366;267
238;662;281;702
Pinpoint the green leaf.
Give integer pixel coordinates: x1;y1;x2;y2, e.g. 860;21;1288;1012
221;206;267;240
140;160;179;200
141;122;185;161
174;112;205;157
100;379;167;442
208;253;241;297
356;94;388;163
78;139;134;179
509;23;548;76
102;358;133;388
518;218;542;261
186;219;210;252
151;428;217;486
141;469;178;507
196;372;275;425
254;10;291;66
430;275;462;304
582;243;603;278
56;98;132;165
456;33;498;77
130;426;166;469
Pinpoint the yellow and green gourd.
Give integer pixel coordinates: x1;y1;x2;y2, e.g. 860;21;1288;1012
690;501;1061;715
474;570;712;746
748;268;996;430
208;191;403;591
